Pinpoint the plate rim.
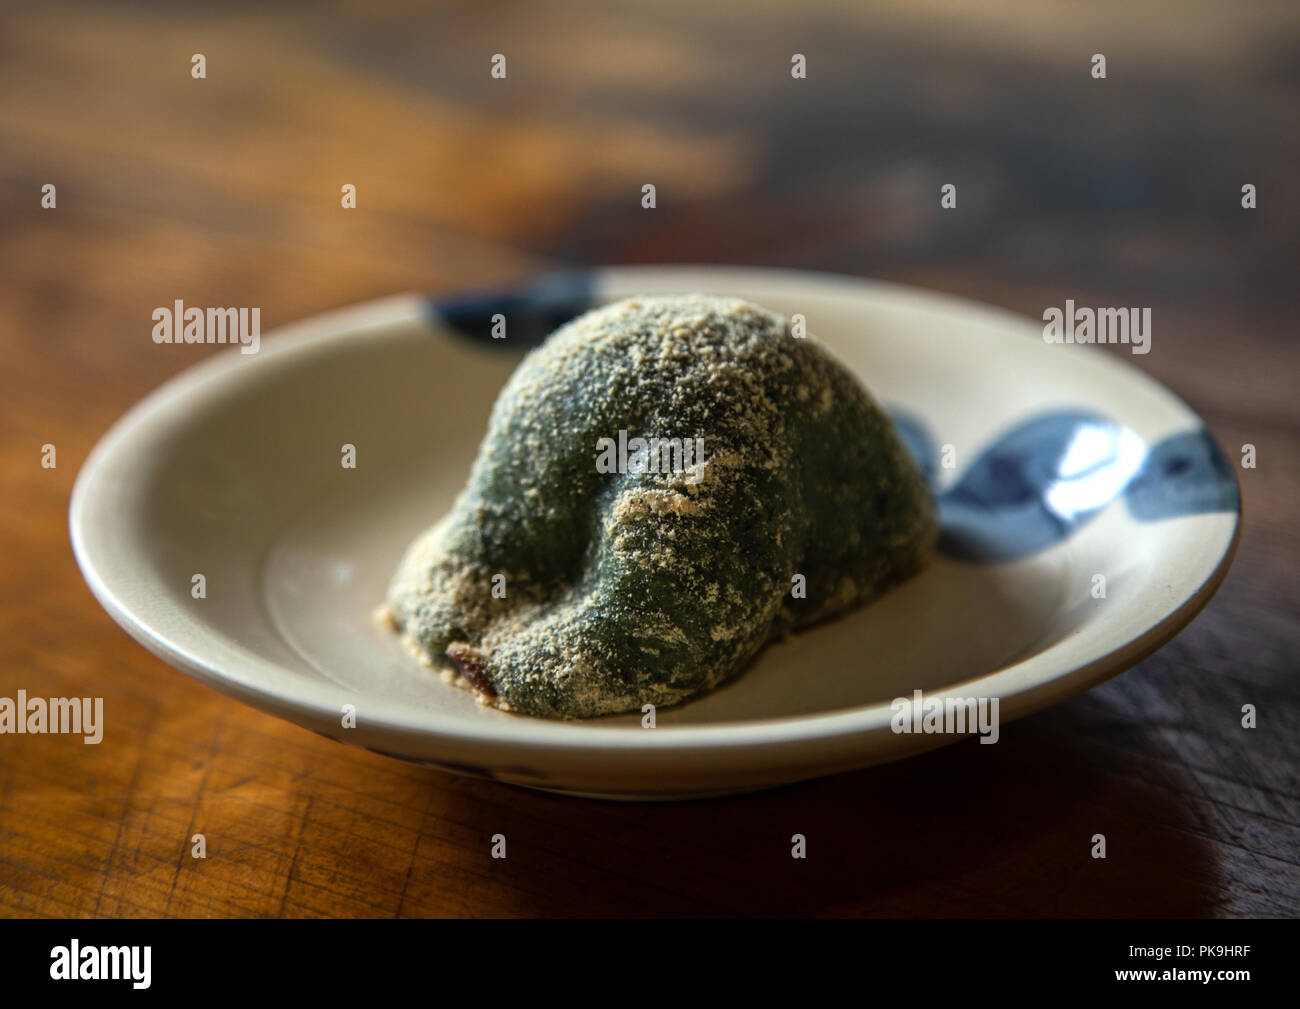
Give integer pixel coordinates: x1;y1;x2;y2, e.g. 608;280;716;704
68;267;1242;759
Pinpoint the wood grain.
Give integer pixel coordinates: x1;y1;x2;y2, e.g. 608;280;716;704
1;0;1296;917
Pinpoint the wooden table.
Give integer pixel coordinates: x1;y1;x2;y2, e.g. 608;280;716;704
2;1;1296;917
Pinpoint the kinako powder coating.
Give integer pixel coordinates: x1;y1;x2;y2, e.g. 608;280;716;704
381;295;936;718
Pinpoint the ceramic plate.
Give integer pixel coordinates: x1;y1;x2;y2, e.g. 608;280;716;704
69;267;1240;799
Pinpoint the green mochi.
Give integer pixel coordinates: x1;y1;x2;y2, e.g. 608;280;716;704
385;295;935;718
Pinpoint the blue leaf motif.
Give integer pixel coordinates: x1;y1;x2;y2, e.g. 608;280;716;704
430;272;595;349
885;409;1234;563
1124;430;1239;521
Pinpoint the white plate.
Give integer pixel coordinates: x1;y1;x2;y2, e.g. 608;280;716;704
70;267;1240;799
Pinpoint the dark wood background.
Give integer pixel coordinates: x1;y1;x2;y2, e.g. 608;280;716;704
1;0;1297;916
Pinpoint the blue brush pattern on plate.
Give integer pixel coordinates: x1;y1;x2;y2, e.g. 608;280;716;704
887;407;1239;562
429;272;595;349
428;277;1237;565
